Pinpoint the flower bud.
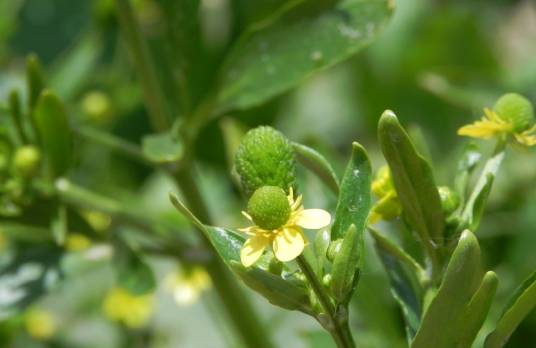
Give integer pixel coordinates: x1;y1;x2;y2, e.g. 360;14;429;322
327;239;343;262
438;186;460;215
235;126;296;196
13;145;41;179
247;186;291;230
494;93;534;132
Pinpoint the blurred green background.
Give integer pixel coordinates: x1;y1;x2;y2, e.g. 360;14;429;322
0;0;535;347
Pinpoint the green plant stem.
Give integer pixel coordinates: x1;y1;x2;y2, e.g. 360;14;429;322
296;255;356;348
115;0;171;132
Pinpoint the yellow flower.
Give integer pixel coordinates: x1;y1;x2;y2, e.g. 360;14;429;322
65;233;92;252
24;309;56;340
164;267;211;306
102;287;154;328
239;187;331;267
458;93;536;147
369;166;402;224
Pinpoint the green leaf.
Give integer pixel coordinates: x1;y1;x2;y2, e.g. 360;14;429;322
26;54;46;111
330;224;361;302
484;270;536;348
411;230;482;348
230;261;311;313
114;240;156;296
33;90;73;178
331;142;372;240
460;147;504;232
292;142;339;195
217;0;394;112
378;110;444;254
457;271;498;348
142;132;183;163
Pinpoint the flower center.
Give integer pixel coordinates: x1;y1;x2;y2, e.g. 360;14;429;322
247;186;291;230
494;93;534;132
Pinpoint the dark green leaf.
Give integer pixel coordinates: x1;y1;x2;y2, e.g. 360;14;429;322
378;110;444;254
292;142;339;195
33;90;73;178
142;132;183;163
411;230;482;348
484;270;536;348
330;224;361;302
331;142;372;240
114;240;156;295
217;0;394;112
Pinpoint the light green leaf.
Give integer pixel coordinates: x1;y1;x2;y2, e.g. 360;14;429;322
142;132;183;163
331;142;372;240
217;0;394;112
114;240;156;296
457;271;498;348
378;110;444;255
33;90;73;178
330;224;361;302
26;54;46;111
484;270;536;348
411;230;482;348
292;142;339;195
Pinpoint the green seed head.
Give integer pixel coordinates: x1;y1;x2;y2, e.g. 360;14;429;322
438;186;460;215
247;186;291;230
13;145;41;179
235;126;296;197
493;93;534;132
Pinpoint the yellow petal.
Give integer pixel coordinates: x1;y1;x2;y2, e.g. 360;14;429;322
296;209;331;229
457;118;508;139
240;234;269;267
515;133;536;147
272;227;305;262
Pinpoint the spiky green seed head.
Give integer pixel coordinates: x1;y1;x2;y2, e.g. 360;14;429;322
235;126;296;197
438;186;460;215
13;145;41;179
247;186;291;230
494;93;534;132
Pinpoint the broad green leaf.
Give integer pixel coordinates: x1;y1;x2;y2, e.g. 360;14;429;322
374;232;422;340
457;271;498;348
460;147;504;232
484;270;536;348
26;54;46;111
142;132;183;163
330;224;361;302
230;261;311;313
114;240;156;296
217;0;394;112
292;142;339;195
411;230;482;348
33;90;73;178
378;110;444;253
331;142;372;240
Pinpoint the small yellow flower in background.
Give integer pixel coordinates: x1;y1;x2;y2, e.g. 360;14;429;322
81;90;112;124
458;93;536;147
65;233;92;252
369;166;402;224
164;266;211;306
81;210;112;233
24;309;56;340
240;186;331;267
103;287;154;329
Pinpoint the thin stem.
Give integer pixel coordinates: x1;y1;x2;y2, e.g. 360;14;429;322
296;255;356;348
115;0;171;132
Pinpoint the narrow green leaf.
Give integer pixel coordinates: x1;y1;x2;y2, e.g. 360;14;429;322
33;90;73;178
114;240;156;296
230;260;311;313
457;271;498;348
26;54;46;111
330;224;361;302
411;230;482;348
142;132;183;163
217;0;394;112
331;142;372;240
378;110;444;252
484;270;536;348
292;142;339;195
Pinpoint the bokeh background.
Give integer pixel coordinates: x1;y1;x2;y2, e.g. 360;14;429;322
0;0;535;347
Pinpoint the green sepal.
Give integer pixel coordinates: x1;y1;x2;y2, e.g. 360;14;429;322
378;110;444;253
33;90;73;178
292;142;339;195
331;142;372;240
411;230;482;348
142;131;183;163
113;238;156;296
484;270;536;348
330;224;361;303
